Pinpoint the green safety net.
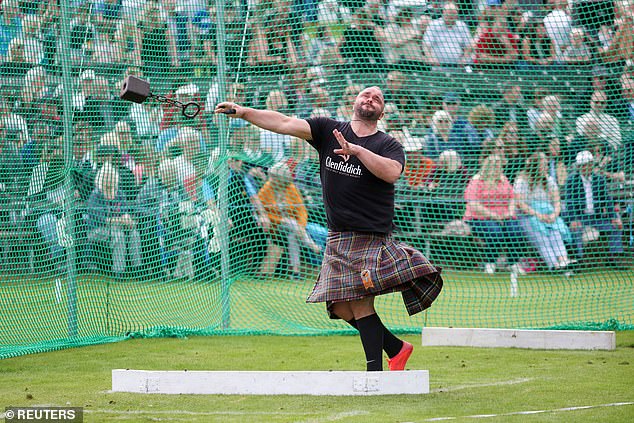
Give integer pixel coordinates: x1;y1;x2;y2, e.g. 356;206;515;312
0;0;633;359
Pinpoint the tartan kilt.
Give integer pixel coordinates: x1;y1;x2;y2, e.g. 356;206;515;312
306;231;443;317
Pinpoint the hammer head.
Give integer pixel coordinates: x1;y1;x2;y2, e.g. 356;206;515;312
120;75;150;103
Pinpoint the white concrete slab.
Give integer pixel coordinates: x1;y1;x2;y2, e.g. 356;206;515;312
421;327;615;350
112;369;430;395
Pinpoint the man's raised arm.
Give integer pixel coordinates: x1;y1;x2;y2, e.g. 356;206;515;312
215;102;312;140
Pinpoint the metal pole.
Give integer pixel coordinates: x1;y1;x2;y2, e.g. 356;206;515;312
58;0;79;338
215;0;232;329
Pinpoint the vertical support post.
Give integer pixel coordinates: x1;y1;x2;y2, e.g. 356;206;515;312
58;0;79;338
214;0;231;328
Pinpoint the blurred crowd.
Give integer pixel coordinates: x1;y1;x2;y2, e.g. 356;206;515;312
0;0;632;278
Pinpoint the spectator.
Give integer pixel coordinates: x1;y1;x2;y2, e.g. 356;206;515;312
474;12;520;69
493;83;530;139
568;115;624;183
423;110;454;160
540;94;567;140
515;152;574;272
259;90;292;164
338;4;386;78
257;162;322;279
619;74;634;128
427;149;470;200
464;154;526;275
86;162;142;277
169;126;202;201
422;1;473;68
527;87;550;132
563;150;626;267
543;0;572;61
70;120;97;202
68;1;95;69
38;0;59;70
16;65;47;129
0;0;23;62
72;69;113;130
600;0;634;65
2;37;32;76
467;103;496;156
20;14;43;65
0;95;30;144
91;22;121;66
383;70;422;122
576;90;622;151
496;121;528;183
562;27;591;65
443;92;481;171
545;130;568;188
306;24;337;67
113;18;140;67
129;96;162;141
136;1;178;92
520;19;556;69
28;138;66;269
377;7;429;72
246;11;298;104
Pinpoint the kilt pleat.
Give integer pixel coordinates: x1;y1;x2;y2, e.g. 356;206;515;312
306;231;443;316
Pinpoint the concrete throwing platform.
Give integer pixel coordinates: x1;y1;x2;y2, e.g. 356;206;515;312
421;327;615;350
112;369;430;395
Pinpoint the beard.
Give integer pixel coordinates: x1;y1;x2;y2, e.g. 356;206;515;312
354;103;382;121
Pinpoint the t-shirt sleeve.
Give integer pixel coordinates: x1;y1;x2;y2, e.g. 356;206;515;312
381;137;406;171
306;117;335;150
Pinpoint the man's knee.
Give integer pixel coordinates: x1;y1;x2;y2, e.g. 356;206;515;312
349;297;376;319
331;301;354;321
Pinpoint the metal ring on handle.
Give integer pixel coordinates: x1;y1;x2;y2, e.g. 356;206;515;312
149;93;202;119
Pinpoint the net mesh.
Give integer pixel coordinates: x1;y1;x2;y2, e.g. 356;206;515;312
0;0;633;359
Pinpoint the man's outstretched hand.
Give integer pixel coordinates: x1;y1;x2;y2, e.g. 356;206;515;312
214;102;241;117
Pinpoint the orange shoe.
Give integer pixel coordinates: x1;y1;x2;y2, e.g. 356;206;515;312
387;341;413;371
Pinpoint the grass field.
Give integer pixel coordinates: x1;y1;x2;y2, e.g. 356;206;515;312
1;267;633;421
1;332;633;422
1;267;632;359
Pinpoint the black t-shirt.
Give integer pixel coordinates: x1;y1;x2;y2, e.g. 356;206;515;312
306;117;405;233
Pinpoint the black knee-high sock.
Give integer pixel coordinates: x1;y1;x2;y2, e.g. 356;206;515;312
355;314;384;371
346;317;403;359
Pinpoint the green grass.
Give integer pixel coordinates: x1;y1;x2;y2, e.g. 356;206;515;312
1;333;633;422
1;268;632;359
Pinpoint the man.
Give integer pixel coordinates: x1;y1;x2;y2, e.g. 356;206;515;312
493;82;529;138
543;0;571;61
563;151;625;267
422;2;473;68
215;86;443;372
575;90;622;151
442;92;480;172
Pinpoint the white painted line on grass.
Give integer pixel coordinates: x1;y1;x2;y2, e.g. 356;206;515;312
84;408;369;422
431;377;532;392
85;409;321;417
423;401;634;421
296;410;370;423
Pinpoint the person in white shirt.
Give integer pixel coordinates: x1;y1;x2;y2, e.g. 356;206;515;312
422;2;473;67
543;0;571;61
576;90;622;151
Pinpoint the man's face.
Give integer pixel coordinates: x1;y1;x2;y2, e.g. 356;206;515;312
442;101;459;118
591;92;607;113
353;87;385;121
443;5;458;26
